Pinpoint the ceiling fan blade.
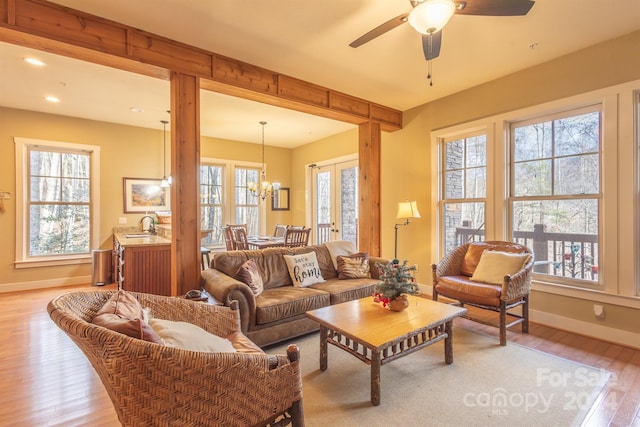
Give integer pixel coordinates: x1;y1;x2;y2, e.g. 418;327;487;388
349;13;409;48
422;31;442;60
454;0;535;16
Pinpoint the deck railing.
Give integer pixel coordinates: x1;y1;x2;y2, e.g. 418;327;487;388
455;223;598;281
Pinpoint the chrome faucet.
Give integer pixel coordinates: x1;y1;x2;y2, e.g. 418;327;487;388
140;215;156;234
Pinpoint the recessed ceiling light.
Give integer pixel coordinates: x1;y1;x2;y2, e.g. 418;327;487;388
25;57;45;66
45;96;60;103
130;107;144;113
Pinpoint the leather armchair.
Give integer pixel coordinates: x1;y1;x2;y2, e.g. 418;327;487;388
432;241;534;346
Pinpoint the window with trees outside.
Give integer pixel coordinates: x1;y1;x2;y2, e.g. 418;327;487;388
200;160;262;248
510;106;600;286
14;138;100;266
441;132;487;255
235;167;260;236
200;163;224;245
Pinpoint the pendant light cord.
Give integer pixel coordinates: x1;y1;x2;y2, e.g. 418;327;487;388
161;119;169;179
260;121;267;173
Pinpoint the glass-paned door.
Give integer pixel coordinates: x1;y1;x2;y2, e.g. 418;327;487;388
311;159;358;246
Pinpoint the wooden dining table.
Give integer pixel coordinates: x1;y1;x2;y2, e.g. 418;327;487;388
247;236;286;249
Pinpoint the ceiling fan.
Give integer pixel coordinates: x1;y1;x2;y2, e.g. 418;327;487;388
350;0;535;82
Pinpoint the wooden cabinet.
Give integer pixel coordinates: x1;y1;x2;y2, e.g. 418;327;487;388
114;236;172;296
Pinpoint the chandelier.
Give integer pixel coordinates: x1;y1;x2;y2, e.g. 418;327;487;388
248;121;280;200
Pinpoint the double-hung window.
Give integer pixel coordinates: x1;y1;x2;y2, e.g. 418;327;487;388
15;137;100;267
200;163;224;244
234;167;260;236
440;132;487;254
510;106;601;286
200;159;263;247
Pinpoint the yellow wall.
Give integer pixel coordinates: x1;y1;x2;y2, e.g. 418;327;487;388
0;107;289;290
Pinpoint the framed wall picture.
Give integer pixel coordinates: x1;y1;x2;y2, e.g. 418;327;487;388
272;187;290;211
123;177;170;213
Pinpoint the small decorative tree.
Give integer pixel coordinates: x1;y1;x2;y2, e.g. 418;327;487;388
373;259;419;309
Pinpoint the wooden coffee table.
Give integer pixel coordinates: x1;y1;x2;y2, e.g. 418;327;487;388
305;295;467;405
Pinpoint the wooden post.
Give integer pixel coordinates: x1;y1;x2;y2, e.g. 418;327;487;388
170;72;201;296
358;122;381;255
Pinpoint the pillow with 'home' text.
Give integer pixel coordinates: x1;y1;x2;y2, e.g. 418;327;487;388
283;252;325;287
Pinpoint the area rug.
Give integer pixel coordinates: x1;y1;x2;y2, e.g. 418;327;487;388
267;327;609;427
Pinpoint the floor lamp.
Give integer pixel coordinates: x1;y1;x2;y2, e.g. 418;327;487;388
394;201;421;259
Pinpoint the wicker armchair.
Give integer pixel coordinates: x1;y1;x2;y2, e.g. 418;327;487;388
432;241;534;346
48;290;304;427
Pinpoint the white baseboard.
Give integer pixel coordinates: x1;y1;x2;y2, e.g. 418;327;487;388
0;275;92;293
530;309;640;350
419;284;640;350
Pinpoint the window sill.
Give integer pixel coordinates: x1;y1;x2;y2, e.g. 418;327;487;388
15;256;91;269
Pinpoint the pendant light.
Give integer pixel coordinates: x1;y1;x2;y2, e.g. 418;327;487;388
160;119;171;187
248;121;280;200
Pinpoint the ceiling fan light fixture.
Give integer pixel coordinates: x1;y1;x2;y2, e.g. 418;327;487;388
408;0;456;34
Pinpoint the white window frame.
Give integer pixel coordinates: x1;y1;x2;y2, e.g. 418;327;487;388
431;79;640;307
14;137;101;268
201;157;266;249
439;129;488;255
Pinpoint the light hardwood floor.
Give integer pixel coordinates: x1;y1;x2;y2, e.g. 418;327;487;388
1;284;639;426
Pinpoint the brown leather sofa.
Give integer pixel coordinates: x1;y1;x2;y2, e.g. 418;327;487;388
201;243;387;347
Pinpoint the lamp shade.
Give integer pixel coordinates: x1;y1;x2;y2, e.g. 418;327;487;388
397;201;421;220
408;0;456;35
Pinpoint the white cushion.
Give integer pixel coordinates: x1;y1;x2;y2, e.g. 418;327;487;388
470;250;529;285
325;240;357;270
283;252;325;287
149;318;237;353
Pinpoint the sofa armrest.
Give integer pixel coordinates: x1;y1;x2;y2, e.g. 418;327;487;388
200;268;256;333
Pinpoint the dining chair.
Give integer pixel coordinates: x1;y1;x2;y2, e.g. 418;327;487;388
233;227;250;250
284;227;311;248
226;224;247;249
221;226;235;251
274;224;288;238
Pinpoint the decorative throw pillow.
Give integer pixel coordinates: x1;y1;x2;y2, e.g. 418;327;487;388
235;259;264;296
149;318;237;353
92;290;163;344
283;252;325;287
470;251;530;284
336;252;370;279
325;240;357;270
